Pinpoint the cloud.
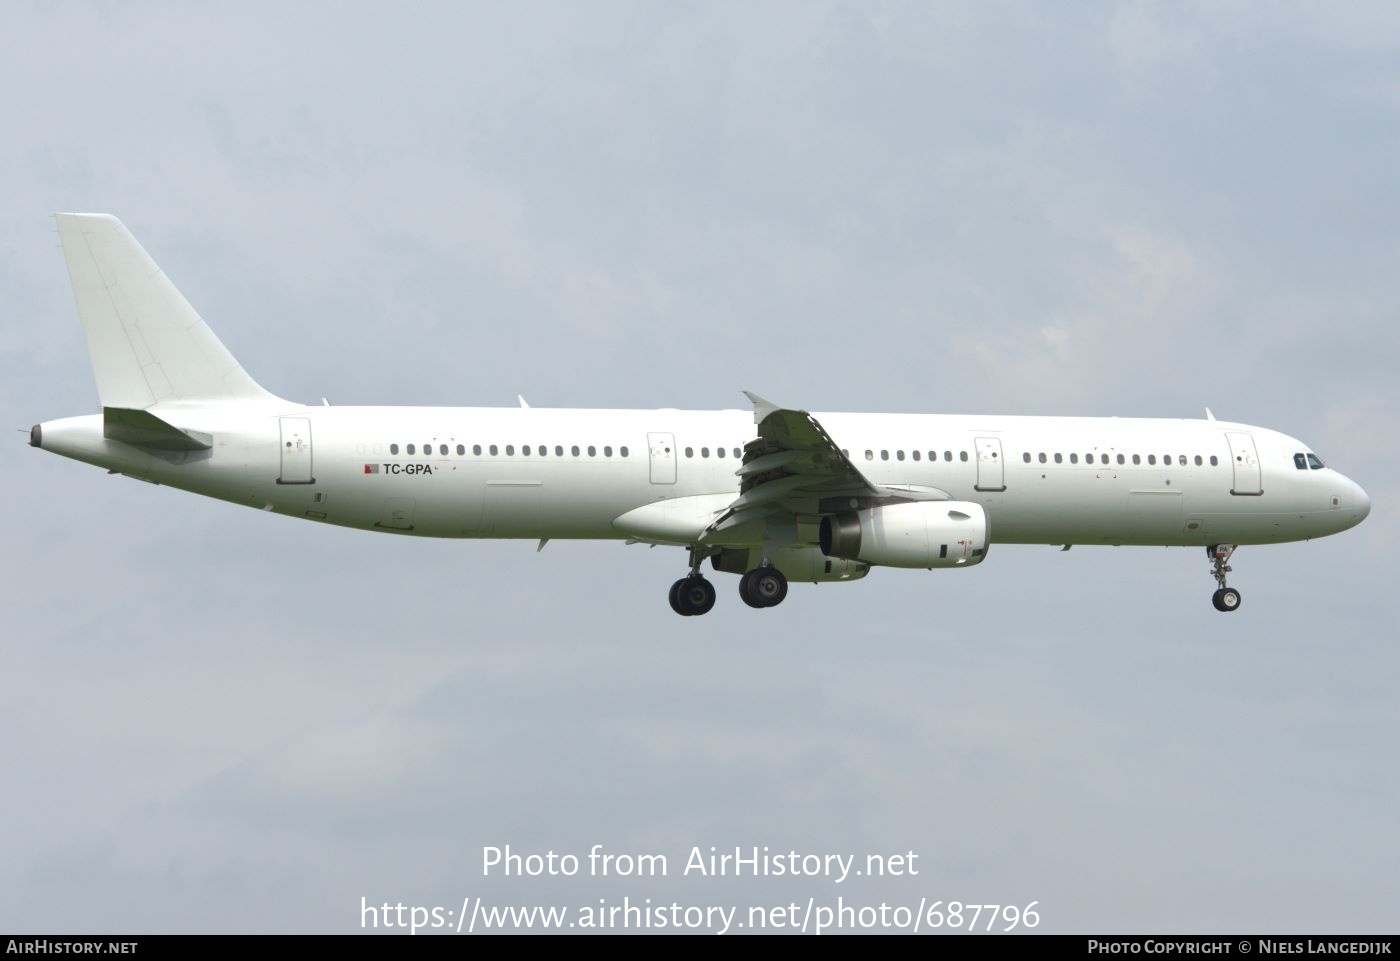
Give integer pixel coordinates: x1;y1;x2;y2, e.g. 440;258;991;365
1107;1;1203;69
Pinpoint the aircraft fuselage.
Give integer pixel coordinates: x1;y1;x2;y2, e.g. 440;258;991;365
34;404;1368;548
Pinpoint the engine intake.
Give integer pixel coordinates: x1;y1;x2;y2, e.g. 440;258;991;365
820;501;989;569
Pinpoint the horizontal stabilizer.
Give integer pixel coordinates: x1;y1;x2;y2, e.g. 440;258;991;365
103;407;212;451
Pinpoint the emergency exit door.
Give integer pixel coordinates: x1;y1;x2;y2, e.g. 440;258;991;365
974;437;1006;492
648;432;677;484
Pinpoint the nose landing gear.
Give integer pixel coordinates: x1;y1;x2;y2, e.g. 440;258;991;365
1208;544;1242;612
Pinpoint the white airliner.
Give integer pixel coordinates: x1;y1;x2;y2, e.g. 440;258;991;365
31;214;1371;616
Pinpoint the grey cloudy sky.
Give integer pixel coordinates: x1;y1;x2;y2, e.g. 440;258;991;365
3;1;1397;934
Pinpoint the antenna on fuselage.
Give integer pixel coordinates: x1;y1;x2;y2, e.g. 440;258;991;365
1205;407;1216;421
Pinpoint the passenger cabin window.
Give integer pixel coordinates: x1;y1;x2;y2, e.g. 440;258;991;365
621;446;630;457
1117;454;1125;465
1194;455;1202;466
685;447;694;458
1039;453;1047;464
572;446;580;456
1210;455;1218;466
1147;455;1156;465
1132;454;1141;465
407;444;416;455
1055;453;1064;464
390;443;400;454
1308;453;1325;469
1069;453;1078;464
1023;452;1031;463
473;444;482;455
456;444;465;455
865;450;874;461
490;444;499;456
881;450;889;461
896;450;905;461
440;444;448;456
960;451;968;462
588;446;597;457
913;450;921;462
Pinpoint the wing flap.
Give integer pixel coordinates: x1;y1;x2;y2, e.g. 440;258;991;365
735;449;802;477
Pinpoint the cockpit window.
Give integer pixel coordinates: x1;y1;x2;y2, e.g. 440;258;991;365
1294;453;1307;470
1307;453;1325;470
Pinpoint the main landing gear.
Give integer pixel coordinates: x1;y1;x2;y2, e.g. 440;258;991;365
1208;544;1242;613
739;566;788;609
669;575;716;616
669;546;717;617
667;548;789;616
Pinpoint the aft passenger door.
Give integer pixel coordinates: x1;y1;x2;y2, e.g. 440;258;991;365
1226;432;1262;495
278;417;314;484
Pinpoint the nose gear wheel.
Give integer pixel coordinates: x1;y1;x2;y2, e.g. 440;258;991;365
1207;545;1242;613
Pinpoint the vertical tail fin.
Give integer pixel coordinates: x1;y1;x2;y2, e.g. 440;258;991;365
54;213;278;408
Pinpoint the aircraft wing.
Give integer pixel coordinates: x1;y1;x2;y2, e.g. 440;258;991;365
698;392;949;545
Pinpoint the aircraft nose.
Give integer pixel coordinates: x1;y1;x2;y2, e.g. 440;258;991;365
1353;479;1371;523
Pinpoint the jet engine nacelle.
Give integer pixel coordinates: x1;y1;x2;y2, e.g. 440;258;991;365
819;501;989;569
711;546;869;583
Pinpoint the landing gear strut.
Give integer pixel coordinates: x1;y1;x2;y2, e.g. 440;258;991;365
669;546;717;617
1208;544;1242;613
739;565;788;609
